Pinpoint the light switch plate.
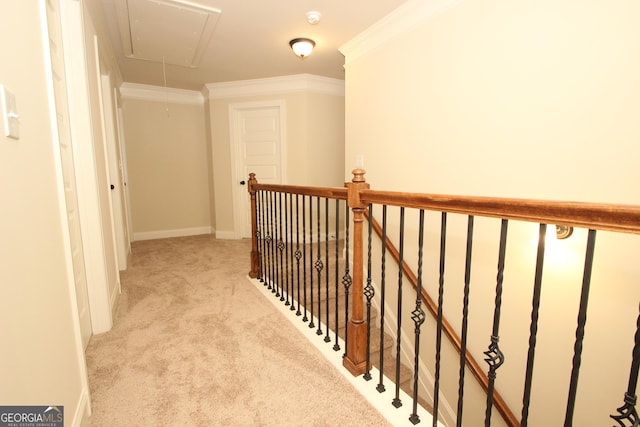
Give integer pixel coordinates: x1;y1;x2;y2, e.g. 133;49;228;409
0;85;19;139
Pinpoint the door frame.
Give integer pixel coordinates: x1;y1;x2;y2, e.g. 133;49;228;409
228;100;287;239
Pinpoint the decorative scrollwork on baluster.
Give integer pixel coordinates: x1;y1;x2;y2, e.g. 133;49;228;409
364;277;375;301
342;273;352;292
611;393;640;427
484;335;505;379
411;304;426;332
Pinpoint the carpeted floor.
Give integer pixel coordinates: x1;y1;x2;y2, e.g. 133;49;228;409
85;234;391;426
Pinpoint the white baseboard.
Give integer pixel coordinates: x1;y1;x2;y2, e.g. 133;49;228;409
133;226;212;241
71;391;90;427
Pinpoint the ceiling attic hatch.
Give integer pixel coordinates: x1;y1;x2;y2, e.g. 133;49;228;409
115;0;221;68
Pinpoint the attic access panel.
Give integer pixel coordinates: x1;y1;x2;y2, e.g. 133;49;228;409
115;0;221;68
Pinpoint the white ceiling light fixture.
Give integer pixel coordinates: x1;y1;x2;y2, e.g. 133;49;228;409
289;38;315;59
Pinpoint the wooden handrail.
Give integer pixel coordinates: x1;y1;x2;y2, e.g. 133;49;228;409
251;182;348;200
250;184;640;235
360;190;640;235
364;210;520;427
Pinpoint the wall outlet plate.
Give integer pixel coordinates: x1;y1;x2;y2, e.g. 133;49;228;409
0;85;19;139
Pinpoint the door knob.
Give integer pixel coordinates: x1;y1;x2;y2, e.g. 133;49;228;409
240;180;246;185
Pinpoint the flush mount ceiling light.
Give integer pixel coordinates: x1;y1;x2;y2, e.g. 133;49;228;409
289;38;315;59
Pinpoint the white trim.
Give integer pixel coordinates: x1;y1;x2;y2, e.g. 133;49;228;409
119;82;204;105
69;391;91;427
133;226;212;241
339;0;462;66
205;74;344;99
41;0;92;420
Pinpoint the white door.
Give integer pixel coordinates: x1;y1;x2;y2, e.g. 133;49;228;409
230;101;286;238
114;103;133;252
44;0;92;348
100;74;129;270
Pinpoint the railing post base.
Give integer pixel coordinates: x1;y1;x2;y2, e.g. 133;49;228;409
249;250;260;279
343;321;368;376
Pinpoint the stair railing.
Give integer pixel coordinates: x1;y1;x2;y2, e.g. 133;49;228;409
364;209;519;426
248;169;640;426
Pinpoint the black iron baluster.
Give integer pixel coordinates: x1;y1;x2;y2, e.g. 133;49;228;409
284;192;290;306
277;193;284;300
377;205;388;393
456;215;475;426
295;194;302;316
410;209;427;425
364;204;375;381
333;199;341;352
324;197;331;343
564;229;597;426
309;197;315;329
316;196;324;336
289;193;296;311
393;206;406;409
266;191;274;291
302;196;309;322
342;202;352;359
433;212;447;427
272;191;280;296
521;223;547;427
257;190;264;283
255;190;261;282
272;191;279;295
484;219;509;427
611;303;640;427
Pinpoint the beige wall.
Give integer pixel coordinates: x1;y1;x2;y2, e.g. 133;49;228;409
343;1;640;425
0;0;87;423
122;98;211;239
207;87;345;237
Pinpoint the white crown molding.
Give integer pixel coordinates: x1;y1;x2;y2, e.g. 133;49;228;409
119;82;204;105
204;74;345;100
339;0;462;65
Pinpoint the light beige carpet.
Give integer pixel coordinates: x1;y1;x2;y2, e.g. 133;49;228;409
85;235;392;426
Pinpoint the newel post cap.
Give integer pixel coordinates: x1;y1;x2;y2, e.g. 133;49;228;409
346;168;369;208
351;168;366;183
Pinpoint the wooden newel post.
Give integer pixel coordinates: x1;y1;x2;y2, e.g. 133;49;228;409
248;173;261;278
343;168;370;376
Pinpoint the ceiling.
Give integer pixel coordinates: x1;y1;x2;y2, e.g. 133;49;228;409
97;0;409;91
